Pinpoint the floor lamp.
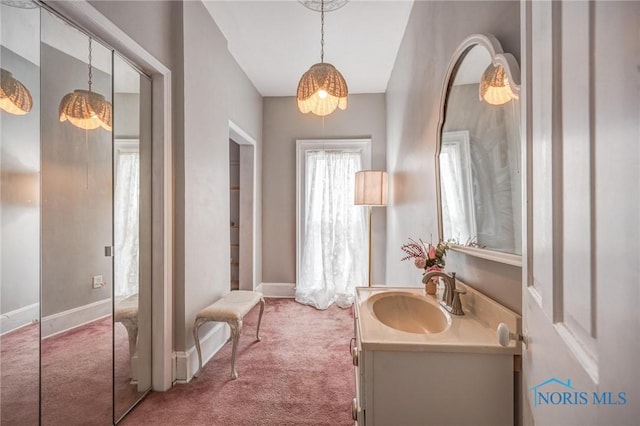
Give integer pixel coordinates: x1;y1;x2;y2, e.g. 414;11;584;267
354;170;388;287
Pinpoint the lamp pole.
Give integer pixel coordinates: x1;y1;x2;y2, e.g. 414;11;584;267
368;205;373;287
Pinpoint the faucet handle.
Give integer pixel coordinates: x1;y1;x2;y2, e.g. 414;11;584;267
449;288;466;316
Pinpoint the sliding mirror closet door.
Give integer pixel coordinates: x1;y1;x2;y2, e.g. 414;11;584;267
113;53;152;422
40;9;113;425
0;2;41;425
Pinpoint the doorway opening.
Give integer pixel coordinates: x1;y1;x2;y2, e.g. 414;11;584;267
228;122;257;291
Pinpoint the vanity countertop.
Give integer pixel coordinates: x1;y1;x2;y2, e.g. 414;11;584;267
354;284;521;355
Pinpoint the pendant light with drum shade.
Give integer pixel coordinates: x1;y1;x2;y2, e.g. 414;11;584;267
296;0;348;117
59;38;112;131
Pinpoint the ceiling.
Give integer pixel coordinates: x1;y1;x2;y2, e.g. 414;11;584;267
202;0;415;97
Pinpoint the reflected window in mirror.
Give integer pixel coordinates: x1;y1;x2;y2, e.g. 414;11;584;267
437;35;521;262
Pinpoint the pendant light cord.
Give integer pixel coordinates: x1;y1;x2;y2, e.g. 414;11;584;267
88;38;93;92
85;129;89;189
320;0;324;63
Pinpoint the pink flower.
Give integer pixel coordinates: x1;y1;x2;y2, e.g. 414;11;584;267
414;257;427;269
428;245;437;260
426;265;442;273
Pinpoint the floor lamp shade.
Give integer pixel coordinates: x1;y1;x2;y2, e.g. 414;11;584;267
354;171;388;206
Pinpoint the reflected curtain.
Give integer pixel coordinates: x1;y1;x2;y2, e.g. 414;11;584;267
114;151;139;299
443;84;517;252
440;141;474;243
296;151;367;310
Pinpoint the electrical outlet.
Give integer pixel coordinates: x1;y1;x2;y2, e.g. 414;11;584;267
92;275;104;289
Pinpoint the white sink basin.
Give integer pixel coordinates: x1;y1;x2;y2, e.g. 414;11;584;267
369;291;451;334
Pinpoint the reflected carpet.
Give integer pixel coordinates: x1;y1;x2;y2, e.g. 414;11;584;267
1;316;139;425
121;298;355;426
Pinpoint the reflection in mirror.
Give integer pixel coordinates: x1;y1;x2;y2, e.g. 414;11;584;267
0;2;40;425
40;9;113;424
438;38;521;257
113;53;152;422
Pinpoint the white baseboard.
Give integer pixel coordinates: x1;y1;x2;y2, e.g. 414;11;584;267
41;299;111;338
173;322;230;384
257;282;295;298
1;303;39;335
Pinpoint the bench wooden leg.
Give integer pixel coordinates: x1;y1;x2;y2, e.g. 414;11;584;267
229;319;242;379
256;297;265;341
193;317;208;378
120;318;139;361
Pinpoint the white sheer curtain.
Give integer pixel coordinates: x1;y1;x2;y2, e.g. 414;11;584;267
114;151;139;299
296;150;367;310
440;136;475;244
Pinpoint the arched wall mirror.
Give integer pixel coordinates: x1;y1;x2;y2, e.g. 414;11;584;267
436;34;522;266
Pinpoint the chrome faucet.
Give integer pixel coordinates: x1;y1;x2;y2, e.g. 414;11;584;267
422;270;465;315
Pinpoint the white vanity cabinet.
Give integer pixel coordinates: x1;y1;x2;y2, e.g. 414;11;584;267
352;286;521;426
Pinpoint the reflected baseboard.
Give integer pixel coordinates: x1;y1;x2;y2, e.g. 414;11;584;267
173;322;230;384
1;303;39;335
256;282;295;298
41;299;111;338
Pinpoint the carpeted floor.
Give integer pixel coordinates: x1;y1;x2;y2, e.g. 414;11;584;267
1;298;355;425
1;316;141;425
0;323;40;426
121;298;355;426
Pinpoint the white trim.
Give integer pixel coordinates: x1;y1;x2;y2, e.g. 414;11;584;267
256;283;296;298
295;139;372;288
229;121;257;146
115;138;140;152
450;244;522;267
46;0;174;391
1;303;39;335
41;299;111;338
173;322;230;384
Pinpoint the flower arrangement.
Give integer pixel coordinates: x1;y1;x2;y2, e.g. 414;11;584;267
400;238;451;273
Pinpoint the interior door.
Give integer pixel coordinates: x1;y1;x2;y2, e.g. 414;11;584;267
522;1;640;424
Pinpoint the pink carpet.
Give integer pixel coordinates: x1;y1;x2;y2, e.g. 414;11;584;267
0;323;39;426
121;298;355;426
1;316;141;425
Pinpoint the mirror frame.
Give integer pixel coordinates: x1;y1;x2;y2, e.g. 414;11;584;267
435;33;522;267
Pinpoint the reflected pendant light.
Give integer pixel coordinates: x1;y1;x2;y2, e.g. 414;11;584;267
59;38;112;131
296;0;348;116
479;63;518;106
0;68;33;115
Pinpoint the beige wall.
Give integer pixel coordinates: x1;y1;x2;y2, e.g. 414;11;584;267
385;1;522;313
262;94;387;286
90;0;263;351
90;0;176;70
179;1;263;350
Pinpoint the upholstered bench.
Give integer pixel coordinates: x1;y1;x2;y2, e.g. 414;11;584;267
193;290;265;379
